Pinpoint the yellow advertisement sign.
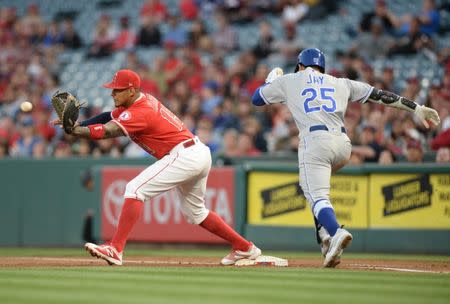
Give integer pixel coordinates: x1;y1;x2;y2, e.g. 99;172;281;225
247;172;368;228
369;174;450;228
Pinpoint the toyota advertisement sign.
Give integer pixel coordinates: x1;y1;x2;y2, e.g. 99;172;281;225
101;167;235;243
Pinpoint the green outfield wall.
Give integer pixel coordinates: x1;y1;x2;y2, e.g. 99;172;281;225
0;158;152;246
0;158;449;254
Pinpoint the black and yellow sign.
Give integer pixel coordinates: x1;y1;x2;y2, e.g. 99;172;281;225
370;174;450;228
247;172;368;228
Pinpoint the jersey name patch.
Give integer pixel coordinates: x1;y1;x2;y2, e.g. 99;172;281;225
119;111;131;121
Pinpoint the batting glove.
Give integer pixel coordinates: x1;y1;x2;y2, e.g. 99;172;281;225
265;67;284;83
414;105;440;128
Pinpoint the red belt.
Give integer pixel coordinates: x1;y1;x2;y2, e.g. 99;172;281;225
182;138;196;148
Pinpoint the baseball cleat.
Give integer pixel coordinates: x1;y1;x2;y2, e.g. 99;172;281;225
221;243;262;266
318;227;341;267
323;228;352;268
85;243;123;266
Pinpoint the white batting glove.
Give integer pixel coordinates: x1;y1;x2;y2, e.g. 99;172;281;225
414;105;440;128
265;67;284;83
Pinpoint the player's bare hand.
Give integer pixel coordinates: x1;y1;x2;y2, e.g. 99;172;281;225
265;67;284;83
51;119;62;126
414;105;440;129
51;119;80;129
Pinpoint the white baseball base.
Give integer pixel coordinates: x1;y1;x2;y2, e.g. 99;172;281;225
234;255;288;267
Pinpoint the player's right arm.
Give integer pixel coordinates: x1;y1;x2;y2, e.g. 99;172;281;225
251;67;286;106
71;120;125;139
368;88;440;128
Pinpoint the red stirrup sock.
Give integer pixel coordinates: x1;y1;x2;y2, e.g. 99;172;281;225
111;198;143;252
200;211;251;251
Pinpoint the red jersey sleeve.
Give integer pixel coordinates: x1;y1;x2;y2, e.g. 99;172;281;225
111;108;150;135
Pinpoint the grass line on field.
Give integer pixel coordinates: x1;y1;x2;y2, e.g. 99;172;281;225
0;267;449;304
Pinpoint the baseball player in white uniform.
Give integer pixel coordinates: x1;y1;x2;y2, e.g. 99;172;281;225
251;48;440;267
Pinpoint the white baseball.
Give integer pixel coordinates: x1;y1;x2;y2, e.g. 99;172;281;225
20;101;33;112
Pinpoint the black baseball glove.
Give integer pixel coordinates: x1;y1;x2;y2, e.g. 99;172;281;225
51;91;86;134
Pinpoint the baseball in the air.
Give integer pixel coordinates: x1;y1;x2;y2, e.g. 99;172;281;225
20;101;33;112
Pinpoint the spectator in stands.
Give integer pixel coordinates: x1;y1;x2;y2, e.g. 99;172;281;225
237;133;261;156
148;56;168;97
431;127;450;150
201;80;222;115
418;0;440;35
436;147;450;163
113;16;135;51
92;139;121;157
405;139;424;163
9;116;42;157
162;42;185;87
392;0;440;36
380;66;398;93
281;0;309;25
244;63;268;96
188;20;208;50
162;14;188;47
21;3;45;40
140;0;168;24
179;0;198;20
252;20;275;60
53;141;72;158
212;97;239;132
378;150;395;164
352;125;384;162
388;17;433;57
270;22;304;68
32;140;47;158
351;18;393;61
138;66;161;100
218;128;240;158
195;117;220;153
87;15;116;58
137;16;161;47
61;19;82;49
42;21;63;48
241;116;267;153
359;0;395;34
76;139;92;157
212;13;238;53
401;77;424;105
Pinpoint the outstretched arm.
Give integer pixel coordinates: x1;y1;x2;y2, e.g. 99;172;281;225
368;88;440;128
79;111;112;126
71;120;125;139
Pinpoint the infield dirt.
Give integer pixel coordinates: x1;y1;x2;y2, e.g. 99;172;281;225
0;256;448;273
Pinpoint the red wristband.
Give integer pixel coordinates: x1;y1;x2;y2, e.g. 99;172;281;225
88;124;106;139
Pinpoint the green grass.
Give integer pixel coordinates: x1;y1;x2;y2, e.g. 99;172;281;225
0;248;449;304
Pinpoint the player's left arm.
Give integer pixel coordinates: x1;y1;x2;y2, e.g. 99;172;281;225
368;88;440;128
71;120;125;139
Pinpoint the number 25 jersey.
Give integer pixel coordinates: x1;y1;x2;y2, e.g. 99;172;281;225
259;67;373;132
111;93;194;159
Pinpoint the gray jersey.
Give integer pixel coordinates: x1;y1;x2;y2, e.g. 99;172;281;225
260;67;373;133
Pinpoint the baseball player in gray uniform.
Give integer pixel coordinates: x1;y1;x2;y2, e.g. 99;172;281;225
251;48;440;267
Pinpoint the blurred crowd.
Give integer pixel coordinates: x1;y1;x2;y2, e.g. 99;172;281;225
0;0;449;164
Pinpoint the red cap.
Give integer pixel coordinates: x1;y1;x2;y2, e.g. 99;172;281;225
102;69;141;89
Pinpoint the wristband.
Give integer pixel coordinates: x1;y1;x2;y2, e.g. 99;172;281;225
88;124;106;139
